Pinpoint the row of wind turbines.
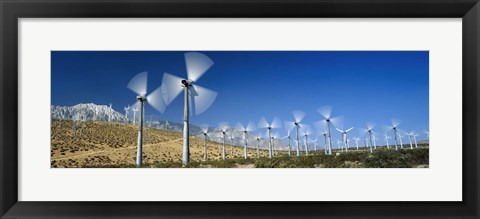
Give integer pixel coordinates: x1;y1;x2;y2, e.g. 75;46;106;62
196;107;428;163
124;52;428;167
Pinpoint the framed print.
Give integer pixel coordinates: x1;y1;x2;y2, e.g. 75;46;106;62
1;0;479;218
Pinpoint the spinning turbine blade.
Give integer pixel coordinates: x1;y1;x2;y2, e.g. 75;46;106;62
292;110;306;123
258;117;269;128
161;73;184;105
270;117;282;129
317;105;333;119
146;85;167;113
127;71;148;96
392;119;401;127
330;116;344;128
246;121;256;132
185;52;214;82
284;121;296;131
200;124;209;134
189;84;218;115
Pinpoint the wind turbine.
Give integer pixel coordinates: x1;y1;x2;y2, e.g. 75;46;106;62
315;106;343;155
218;122;229;160
200;124;210;161
398;133;405;149
281;127;293;156
258;117;282;158
312;138;318;151
255;134;263;158
285;110;306;157
271;132;280;157
124;105;130;123
406;131;414;149
301;125;312;156
320;130;328;154
353;137;360;150
132;107;138;125
372;134;378;150
336;126;354;153
161;52;218;167
384;134;391;149
384;119;401;151
237;121;255;159
127;71;167;166
361;123;375;153
413;132;419;148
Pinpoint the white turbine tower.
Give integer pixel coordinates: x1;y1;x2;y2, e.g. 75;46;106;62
312;138;318;151
236;121;255;159
320;130;328;154
124;105;130;123
406;131;414;149
398;133;405;149
336;126;354;153
413;132;419;148
127;71;167;166
281;127;293;156
372;134;378;149
271;132;280;157
353;137;360;150
384;119;401;151
255;134;263;158
132;107;138;125
218;122;229;160
361;123;375;153
301;125;312;156
200;124;210;161
315;106;343;155
258;117;282;158
285;110;306;157
161;52;218;167
384;134;391;149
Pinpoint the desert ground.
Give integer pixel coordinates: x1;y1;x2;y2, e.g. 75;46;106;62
51;120;272;167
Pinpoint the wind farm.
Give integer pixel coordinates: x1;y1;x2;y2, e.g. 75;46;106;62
51;51;429;168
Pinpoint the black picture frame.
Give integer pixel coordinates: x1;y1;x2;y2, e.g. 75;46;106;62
1;0;479;218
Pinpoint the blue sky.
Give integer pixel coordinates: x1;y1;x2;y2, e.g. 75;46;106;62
51;51;429;142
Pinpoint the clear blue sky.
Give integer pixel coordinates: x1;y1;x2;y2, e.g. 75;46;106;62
51;51;429;142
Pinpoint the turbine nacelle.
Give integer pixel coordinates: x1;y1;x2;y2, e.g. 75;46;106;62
181;79;193;87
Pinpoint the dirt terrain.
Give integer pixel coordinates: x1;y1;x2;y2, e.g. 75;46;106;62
51;120;271;167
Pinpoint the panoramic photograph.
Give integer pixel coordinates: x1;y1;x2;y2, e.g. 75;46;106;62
50;51;429;168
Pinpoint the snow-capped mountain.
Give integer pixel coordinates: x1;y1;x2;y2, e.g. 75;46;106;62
51;103;126;122
50;103;202;135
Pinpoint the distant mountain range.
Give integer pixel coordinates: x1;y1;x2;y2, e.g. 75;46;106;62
50;103;289;149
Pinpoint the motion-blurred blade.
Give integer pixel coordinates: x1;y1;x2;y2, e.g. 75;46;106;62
246;121;256;132
292;110;306;123
391;119;401;128
258;117;269;128
313;120;327;132
271;117;282;129
127;71;148;96
190;84;217;115
185;52;214;82
317;105;332;119
161;73;185;105
235;122;245;131
330;116;344;128
367;122;376;130
200;124;209;134
146;85;167;113
218;122;229;132
335;128;343;133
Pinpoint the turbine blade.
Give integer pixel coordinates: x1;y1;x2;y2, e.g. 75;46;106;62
313;120;327;132
271;117;282;129
330;116;344;128
246;121;256;132
235;122;245;131
127;71;148;96
345;127;354;132
258;117;269;128
146;85;167;114
292;110;306;123
335;128;343;133
185;52;214;82
200;123;209;133
190;84;217;115
161;73;184;105
317;105;332;119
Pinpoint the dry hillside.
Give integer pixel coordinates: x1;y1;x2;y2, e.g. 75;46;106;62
51;120;271;167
